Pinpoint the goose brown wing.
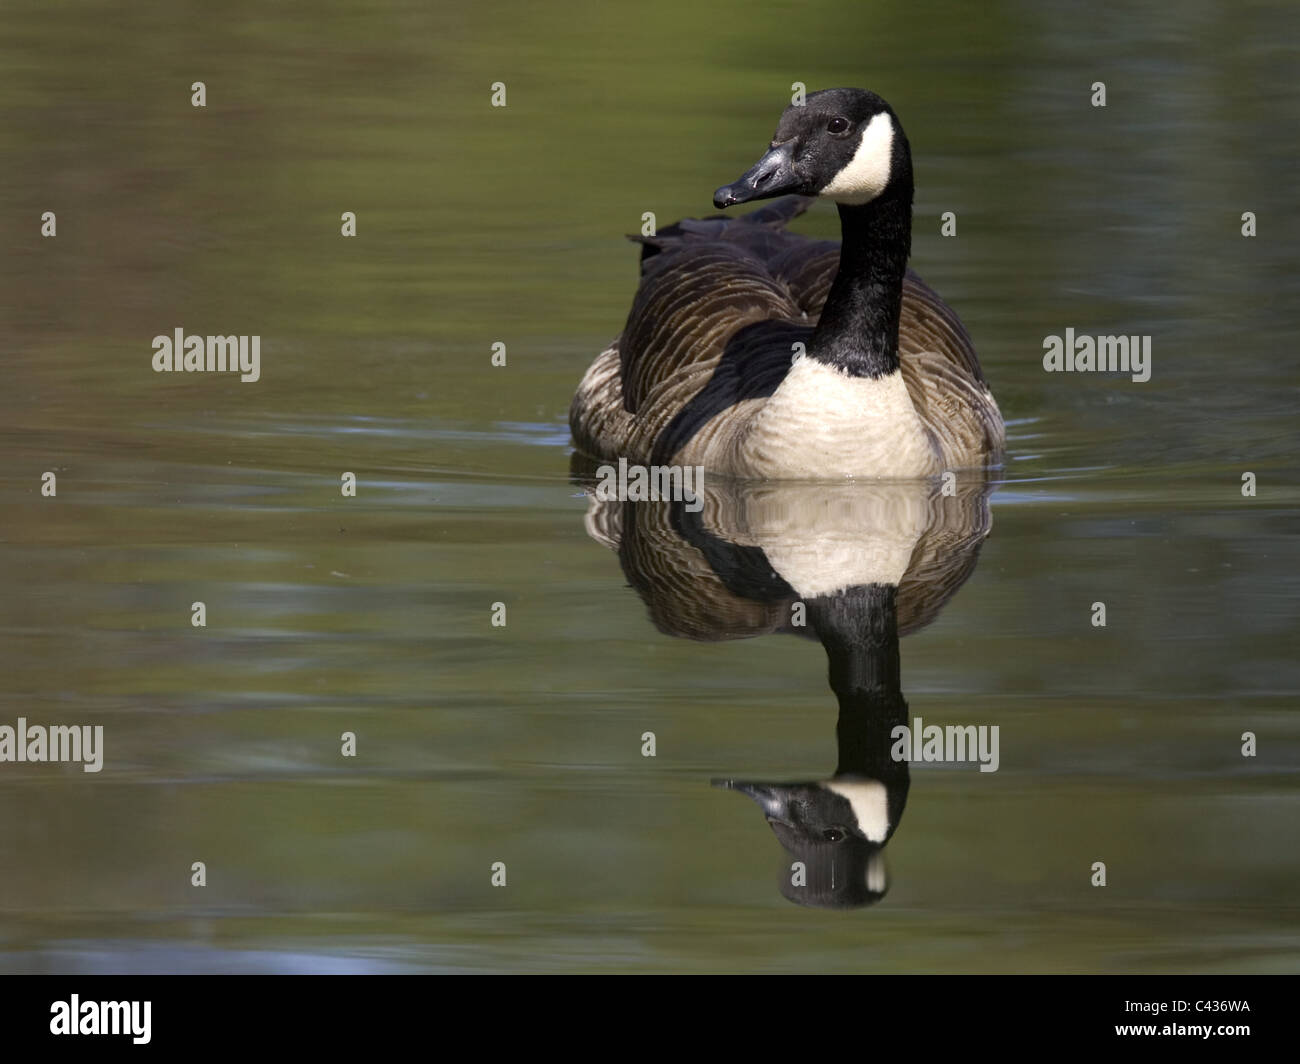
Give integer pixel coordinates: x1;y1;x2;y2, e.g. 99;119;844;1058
897;272;1004;464
618;242;807;418
899;270;985;385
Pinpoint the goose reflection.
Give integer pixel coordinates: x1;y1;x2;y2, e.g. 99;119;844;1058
574;459;993;909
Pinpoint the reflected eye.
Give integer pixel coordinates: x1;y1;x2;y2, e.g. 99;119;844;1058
826;117;850;136
822;828;845;842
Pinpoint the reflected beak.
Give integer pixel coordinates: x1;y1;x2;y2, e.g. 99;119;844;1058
713;143;800;208
712;778;790;823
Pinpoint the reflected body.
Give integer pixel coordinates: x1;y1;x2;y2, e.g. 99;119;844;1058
577;465;993;907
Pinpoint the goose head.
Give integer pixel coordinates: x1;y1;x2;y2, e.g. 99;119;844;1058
713;87;911;209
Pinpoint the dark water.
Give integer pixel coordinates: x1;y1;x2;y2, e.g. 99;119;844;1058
1;0;1297;972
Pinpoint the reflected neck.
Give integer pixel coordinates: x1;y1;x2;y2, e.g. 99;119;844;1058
806;585;910;781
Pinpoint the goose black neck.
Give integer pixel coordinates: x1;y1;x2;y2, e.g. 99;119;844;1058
808;186;913;379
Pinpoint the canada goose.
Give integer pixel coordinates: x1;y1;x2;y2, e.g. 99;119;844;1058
570;87;1005;479
573;470;994;906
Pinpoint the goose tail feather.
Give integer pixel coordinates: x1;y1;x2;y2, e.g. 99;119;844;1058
628;195;815;266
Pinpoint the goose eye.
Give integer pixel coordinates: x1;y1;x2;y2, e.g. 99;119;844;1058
826;117;850;135
822;828;845;842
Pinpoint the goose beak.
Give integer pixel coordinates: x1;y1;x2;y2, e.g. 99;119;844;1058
713;142;799;208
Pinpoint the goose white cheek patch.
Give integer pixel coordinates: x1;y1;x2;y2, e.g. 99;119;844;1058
819;111;894;205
